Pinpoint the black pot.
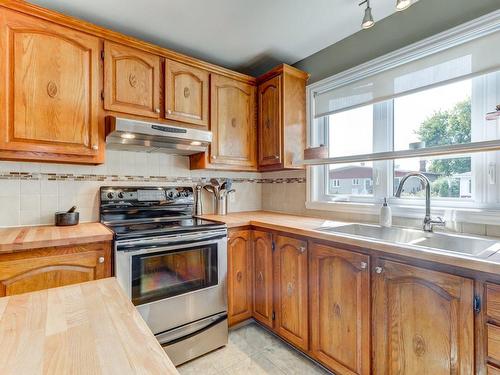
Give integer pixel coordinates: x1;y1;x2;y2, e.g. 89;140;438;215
55;211;79;226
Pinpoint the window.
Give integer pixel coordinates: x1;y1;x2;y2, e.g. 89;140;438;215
307;14;500;216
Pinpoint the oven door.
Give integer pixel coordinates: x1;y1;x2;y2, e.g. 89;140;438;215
115;230;227;335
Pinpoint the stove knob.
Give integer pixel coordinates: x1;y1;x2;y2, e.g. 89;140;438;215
175;191;181;198
182;191;189;197
107;192;114;199
117;192;124;199
167;191;174;199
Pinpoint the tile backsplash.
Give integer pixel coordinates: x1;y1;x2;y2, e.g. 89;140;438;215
0;150;265;227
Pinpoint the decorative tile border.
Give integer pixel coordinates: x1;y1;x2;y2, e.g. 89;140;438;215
0;172;306;184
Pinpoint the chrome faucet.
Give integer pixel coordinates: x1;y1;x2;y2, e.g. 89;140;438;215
395;172;445;232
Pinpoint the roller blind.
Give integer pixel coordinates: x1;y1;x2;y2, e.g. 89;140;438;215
314;29;500;118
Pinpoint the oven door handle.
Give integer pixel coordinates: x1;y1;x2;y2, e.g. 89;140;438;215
116;230;227;252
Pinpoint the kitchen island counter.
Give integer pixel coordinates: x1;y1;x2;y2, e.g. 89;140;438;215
0;278;179;375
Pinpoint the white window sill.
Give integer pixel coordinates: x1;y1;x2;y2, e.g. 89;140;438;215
305;200;500;226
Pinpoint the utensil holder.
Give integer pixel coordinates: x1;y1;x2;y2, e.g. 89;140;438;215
215;195;227;215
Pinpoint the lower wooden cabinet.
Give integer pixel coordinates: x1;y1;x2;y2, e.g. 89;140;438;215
227;229;253;326
0;242;111;297
252;230;274;328
372;259;474;375
309;243;370;375
274;235;309;351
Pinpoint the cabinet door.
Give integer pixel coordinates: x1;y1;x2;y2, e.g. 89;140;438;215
310;243;370;375
253;230;274;328
274;235;308;351
0;9;101;161
227;230;253;326
165;60;209;127
372;259;474;375
104;41;160;118
258;75;282;167
210;74;256;168
0;242;111;297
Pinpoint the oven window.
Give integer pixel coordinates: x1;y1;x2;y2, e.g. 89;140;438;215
131;244;218;305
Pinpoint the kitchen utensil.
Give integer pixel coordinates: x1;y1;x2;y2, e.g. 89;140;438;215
55;206;79;226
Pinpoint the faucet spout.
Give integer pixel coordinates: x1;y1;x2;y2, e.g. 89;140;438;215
395;172;445;232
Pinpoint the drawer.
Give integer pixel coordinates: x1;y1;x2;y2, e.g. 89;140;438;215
488;364;500;375
488;323;500;361
486;283;500;321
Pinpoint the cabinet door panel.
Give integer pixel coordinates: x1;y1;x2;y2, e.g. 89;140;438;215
252;230;273;328
228;230;253;326
165;60;209;127
0;9;100;159
372;260;474;375
258;75;281;166
210;74;256;168
310;243;370;375
0;242;111;297
104;41;160;118
274;235;308;351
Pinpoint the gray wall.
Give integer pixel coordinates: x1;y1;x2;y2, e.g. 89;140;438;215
294;0;500;83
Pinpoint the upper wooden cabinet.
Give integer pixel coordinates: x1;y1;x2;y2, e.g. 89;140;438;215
227;229;253;326
252;230;274;329
0;9;102;164
165;59;209;128
372;259;474;375
190;74;257;170
310;243;370;375
257;64;309;171
0;242;111;297
104;41;161;118
273;235;308;351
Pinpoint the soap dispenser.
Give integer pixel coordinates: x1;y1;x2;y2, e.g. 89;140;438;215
379;198;392;227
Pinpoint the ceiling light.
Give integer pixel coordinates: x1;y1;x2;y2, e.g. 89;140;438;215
359;0;375;29
120;133;135;139
396;0;412;11
190;141;202;146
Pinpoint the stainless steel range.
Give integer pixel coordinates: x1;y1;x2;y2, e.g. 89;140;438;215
99;186;228;366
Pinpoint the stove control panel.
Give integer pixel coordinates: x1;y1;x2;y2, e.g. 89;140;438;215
100;187;193;203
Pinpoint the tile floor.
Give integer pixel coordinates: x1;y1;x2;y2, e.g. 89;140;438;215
177;322;331;375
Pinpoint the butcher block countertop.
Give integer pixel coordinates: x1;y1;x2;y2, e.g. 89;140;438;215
0;222;113;253
0;278;179;375
201;211;500;275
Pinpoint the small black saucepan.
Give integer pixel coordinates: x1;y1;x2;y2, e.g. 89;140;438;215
55;206;79;226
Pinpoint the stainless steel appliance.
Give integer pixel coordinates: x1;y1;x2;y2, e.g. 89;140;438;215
105;116;212;155
100;186;228;366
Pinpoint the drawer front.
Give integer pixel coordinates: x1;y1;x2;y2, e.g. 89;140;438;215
488;323;500;361
487;283;500;322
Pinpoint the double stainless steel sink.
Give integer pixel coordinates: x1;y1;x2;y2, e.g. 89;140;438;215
316;223;500;259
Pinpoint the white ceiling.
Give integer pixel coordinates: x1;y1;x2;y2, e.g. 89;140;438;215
30;0;399;76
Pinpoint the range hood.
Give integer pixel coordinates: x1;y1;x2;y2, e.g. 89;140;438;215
105;116;211;155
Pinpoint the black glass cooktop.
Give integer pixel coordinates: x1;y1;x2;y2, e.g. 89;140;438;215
107;218;226;240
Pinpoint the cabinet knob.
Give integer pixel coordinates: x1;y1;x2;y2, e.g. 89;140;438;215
212;155;217;160
257;271;264;283
298;246;306;254
375;266;383;274
287;282;294;296
98;256;105;264
236;271;243;282
155;108;161;113
274;155;280;160
167;109;172;115
360;262;367;269
92;145;98;151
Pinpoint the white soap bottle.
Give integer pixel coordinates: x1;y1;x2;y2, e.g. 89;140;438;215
379;198;392;227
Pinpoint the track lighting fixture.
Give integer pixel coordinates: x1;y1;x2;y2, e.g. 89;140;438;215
359;0;374;29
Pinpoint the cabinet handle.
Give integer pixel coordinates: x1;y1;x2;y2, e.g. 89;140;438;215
375;266;383;274
298;246;306;254
257;271;264;283
98;256;105;264
360;262;367;269
155;108;161;113
212;155;217;160
287;282;294;296
167;109;172;115
236;271;242;282
92;145;98;151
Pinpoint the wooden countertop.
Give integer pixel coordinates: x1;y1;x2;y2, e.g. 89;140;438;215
0;278;179;375
201;211;500;275
0;222;113;253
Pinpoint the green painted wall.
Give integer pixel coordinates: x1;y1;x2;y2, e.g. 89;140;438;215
294;0;500;83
